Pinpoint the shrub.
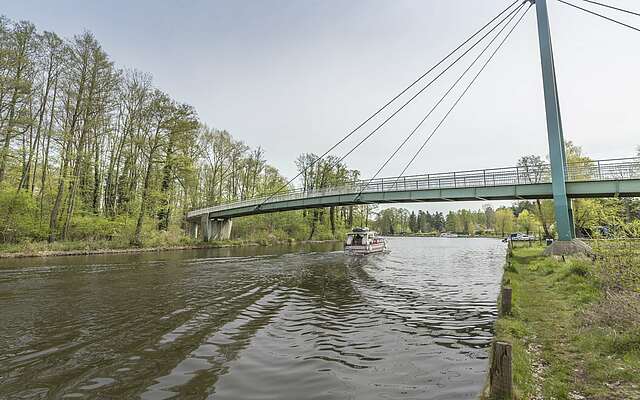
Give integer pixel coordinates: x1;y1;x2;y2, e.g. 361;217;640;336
0;190;48;242
65;214;123;241
568;261;590;277
584;290;640;332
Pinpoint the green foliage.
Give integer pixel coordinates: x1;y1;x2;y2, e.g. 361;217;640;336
64;214;132;242
233;211;312;242
0;13;639;254
495;208;515;237
0;190;47;242
516;209;538;235
493;244;640;399
568;260;590;277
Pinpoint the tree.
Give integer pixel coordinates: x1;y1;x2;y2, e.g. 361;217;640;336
0;21;38;183
483;204;496;231
495;208;515;237
459;209;475;235
445;211;464;233
408;211;417;233
0;16;302;246
517;155;552;238
294;153;358;239
517;209;537;235
432;212;445;232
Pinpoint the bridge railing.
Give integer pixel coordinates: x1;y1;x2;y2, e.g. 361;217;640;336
187;157;640;217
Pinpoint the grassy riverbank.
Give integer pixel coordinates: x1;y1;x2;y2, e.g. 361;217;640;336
491;241;640;399
0;236;341;258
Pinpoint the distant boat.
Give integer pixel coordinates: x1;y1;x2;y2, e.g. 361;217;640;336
344;227;387;255
440;232;458;238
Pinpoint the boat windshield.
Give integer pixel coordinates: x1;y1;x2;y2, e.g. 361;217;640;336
346;234;366;245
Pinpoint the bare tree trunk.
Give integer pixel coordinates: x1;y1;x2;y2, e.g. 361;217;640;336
92;128;102;213
19;55;54;191
39;78;58;217
62;48;101;240
49;54;89;242
49;134;72;242
330;206;336;237
132;158;153;246
308;209;319;240
365;205;369;227
536;199;551;238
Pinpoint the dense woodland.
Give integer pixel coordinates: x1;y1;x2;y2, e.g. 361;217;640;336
0;17;367;248
0;17;638;251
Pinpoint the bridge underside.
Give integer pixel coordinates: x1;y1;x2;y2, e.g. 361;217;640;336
190;179;640;220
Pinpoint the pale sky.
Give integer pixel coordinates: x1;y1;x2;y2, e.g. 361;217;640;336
4;0;639;213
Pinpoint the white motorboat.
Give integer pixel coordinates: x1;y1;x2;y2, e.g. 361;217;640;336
344;228;387;255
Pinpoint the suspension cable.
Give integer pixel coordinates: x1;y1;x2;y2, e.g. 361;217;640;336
354;3;528;197
254;0;521;209
397;3;533;179
576;0;640;18
326;2;527;171
558;0;640;32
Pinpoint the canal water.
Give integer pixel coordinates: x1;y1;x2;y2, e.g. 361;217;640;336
0;237;505;400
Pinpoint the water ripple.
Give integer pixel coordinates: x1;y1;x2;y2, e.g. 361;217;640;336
0;237;504;399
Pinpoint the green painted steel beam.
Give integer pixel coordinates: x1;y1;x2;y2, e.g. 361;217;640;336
195;179;640;220
535;0;575;241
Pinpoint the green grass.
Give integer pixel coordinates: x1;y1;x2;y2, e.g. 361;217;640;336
492;243;640;399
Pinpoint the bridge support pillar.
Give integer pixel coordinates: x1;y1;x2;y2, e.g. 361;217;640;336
535;0;575;241
188;221;198;239
200;214;212;242
197;216;232;242
210;219;233;241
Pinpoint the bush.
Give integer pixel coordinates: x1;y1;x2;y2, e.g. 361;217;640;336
568;261;590;277
585;290;640;332
141;224;194;247
0;190;48;242
65;213;129;241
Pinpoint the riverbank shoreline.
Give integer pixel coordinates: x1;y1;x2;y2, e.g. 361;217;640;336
484;242;640;399
0;239;342;259
383;233;504;239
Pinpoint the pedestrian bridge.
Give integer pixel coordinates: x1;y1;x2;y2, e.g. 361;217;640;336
186;158;640;240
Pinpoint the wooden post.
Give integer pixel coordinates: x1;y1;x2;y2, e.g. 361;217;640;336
490;341;513;399
501;287;512;317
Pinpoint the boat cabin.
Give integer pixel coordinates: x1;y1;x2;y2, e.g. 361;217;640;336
344;228;386;255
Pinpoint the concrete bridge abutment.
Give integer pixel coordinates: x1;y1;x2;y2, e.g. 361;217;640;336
210;218;233;241
189;215;233;242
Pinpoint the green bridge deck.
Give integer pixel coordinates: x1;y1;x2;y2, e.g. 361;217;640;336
187;158;640;221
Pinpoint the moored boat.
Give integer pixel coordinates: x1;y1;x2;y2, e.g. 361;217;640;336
344;227;387;255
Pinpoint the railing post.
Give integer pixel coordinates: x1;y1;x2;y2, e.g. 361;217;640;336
516;166;520;184
453;172;457;188
483;170;487;187
381;178;384;192
597;160;602;181
403;176;406;190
